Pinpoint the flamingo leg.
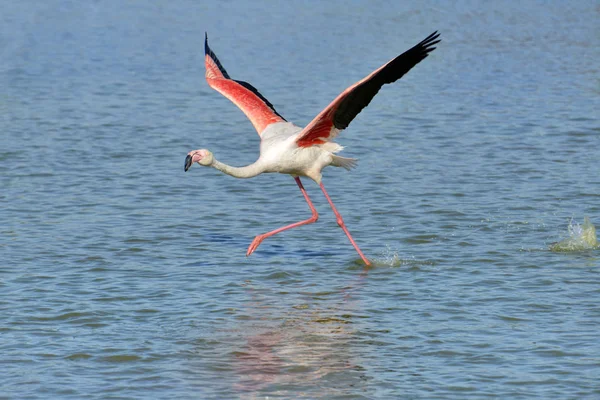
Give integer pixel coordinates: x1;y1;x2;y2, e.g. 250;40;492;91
247;177;319;256
319;183;371;266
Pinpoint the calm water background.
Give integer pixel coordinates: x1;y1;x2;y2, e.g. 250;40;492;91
1;1;599;399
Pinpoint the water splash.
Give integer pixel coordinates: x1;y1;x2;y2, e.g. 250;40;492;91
372;247;405;267
369;245;435;268
550;217;598;252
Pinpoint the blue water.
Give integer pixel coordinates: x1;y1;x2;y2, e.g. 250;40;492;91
1;1;599;399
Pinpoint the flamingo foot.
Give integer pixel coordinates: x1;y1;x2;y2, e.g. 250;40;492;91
247;235;266;256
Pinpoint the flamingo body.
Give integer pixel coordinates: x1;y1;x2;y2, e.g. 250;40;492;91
185;32;441;265
257;122;349;183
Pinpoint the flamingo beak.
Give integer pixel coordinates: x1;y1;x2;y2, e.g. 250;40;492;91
184;154;193;172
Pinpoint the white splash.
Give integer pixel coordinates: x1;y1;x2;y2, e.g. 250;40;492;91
370;245;434;268
550;216;598;252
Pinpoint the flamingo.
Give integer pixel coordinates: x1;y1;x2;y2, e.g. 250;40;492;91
185;32;441;266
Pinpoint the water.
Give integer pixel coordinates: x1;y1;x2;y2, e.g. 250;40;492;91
1;1;599;398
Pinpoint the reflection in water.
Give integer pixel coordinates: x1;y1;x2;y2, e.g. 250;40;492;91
550;217;598;252
233;274;369;398
233;330;283;392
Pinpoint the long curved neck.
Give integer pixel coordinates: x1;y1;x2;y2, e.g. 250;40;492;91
211;159;266;179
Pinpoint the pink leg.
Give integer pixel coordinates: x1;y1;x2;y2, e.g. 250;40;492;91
319;183;371;266
247;177;318;256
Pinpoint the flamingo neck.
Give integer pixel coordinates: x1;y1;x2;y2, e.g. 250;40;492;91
211;159;265;179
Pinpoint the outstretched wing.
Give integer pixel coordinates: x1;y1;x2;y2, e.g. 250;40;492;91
296;31;440;147
204;33;287;135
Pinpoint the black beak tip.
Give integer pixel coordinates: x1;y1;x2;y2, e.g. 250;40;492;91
184;155;192;172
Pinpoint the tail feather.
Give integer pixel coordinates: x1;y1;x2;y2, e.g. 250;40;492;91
331;155;357;170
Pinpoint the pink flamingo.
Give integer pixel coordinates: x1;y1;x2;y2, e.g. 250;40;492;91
185;32;440;266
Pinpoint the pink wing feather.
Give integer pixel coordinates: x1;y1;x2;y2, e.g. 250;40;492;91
204;34;286;135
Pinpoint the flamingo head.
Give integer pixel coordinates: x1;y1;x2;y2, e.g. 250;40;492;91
184;149;214;171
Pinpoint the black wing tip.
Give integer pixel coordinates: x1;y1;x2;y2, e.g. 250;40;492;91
204;33;231;79
420;31;441;52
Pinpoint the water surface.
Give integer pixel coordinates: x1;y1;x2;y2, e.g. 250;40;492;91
1;1;599;399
